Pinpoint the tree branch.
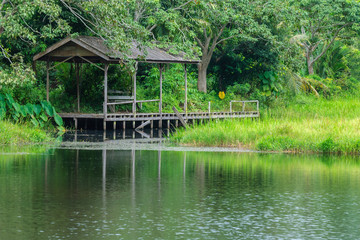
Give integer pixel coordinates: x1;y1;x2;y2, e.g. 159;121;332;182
59;0;104;40
0;43;12;63
147;24;157;32
195;36;204;50
172;0;193;11
312;22;353;64
216;35;236;45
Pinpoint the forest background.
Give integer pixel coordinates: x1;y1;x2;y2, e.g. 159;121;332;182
1;0;360;148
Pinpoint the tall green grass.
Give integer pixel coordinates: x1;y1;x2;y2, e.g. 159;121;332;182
171;95;360;153
0;120;52;145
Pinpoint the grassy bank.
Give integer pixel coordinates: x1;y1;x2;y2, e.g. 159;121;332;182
0;121;52;145
171;95;360;153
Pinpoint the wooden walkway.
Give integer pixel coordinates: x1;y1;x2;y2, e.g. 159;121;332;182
59;100;260;130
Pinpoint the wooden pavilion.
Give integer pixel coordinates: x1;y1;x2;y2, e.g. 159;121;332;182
33;36;259;130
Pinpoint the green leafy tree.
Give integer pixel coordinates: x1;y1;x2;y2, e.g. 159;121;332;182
175;0;272;93
290;0;360;75
0;0;71;62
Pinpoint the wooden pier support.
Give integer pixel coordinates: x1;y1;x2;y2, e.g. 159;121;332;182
159;64;163;128
103;63;109;131
46;60;50;101
74;118;78;130
184;64;187;117
172;107;187;129
75;62;80;112
136;120;151;130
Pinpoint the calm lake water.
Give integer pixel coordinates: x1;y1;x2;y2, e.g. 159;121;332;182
1;145;360;239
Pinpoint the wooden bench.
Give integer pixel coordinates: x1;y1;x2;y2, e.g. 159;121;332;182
107;90;134;112
107;89;160;113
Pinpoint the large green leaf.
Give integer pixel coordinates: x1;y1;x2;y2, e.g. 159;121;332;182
264;71;271;79
30;118;39;127
41;101;54;117
12;103;21;118
25;103;34;116
0;107;6;120
19;105;27;117
54;112;63;126
0;100;6;111
33;104;42;115
5;93;15;107
39;112;48;122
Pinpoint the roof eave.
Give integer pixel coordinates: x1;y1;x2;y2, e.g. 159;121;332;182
33;37;110;62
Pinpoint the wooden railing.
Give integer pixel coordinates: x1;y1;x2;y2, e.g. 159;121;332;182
230;100;259;113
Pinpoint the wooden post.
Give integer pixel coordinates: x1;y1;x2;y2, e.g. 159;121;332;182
103;63;109;131
184;64;188;117
46;60;50;101
76;63;80;112
172;106;187;129
159;64;163;128
32;61;37;79
133;62;138;115
74;118;78;130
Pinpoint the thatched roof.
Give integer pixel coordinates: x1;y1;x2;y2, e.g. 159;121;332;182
33;36;200;64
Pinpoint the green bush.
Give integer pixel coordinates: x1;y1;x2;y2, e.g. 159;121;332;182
0;93;64;131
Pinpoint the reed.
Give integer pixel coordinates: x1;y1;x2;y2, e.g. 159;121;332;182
0;120;52;145
171;96;360;153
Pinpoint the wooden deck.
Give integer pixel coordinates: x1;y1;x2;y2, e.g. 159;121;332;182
59;100;260;129
59;110;259;130
60;111;259;121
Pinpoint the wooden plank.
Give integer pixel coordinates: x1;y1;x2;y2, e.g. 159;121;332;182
108;96;133;100
33;37;72;61
135;129;150;139
49;56;74;70
76;63;80;112
136;99;159;103
172;107;187;129
184;64;187;116
135;120;151;130
46;60;50;101
107;101;134;105
103;63;109;126
133;62;138;115
78;56;105;71
48;44;97;58
159;64;163;128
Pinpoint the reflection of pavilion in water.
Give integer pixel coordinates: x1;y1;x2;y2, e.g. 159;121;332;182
69;129;171;142
100;148;191;208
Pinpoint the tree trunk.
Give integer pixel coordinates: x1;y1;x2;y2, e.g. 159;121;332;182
306;50;314;75
308;62;314;75
198;63;208;93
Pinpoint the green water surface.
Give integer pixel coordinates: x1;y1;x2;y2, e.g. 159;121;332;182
1;148;360;239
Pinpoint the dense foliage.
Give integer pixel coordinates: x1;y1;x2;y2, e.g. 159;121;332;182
1;0;360;117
